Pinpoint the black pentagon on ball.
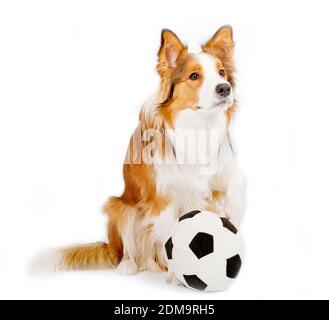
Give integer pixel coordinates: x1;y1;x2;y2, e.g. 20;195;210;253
179;210;202;222
165;237;174;260
220;217;238;234
226;254;242;279
184;275;208;291
189;232;214;259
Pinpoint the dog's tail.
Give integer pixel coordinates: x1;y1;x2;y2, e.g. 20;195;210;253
60;241;120;271
30;197;131;274
31;241;121;273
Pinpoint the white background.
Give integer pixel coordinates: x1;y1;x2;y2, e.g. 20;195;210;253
0;0;329;300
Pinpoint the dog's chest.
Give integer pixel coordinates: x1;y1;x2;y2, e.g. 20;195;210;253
155;109;227;213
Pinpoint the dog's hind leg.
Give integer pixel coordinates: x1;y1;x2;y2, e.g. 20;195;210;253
104;196;138;275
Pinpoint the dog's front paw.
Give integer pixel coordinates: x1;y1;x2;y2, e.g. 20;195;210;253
116;258;138;276
166;273;184;287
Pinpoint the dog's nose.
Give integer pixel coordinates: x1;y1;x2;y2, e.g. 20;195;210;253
215;84;231;97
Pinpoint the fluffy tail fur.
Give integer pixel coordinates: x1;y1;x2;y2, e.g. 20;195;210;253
31;241;121;273
31;197;130;274
60;242;120;271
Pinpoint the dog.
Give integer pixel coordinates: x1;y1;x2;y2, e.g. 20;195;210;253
42;26;246;285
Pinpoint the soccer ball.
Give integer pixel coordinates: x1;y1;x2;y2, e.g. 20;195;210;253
165;210;243;292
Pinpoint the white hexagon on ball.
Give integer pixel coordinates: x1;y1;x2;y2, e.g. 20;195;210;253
165;210;244;292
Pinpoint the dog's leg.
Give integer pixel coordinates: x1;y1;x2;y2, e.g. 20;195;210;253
117;257;138;275
211;139;247;228
223;163;247;228
166;271;184;287
106;200;139;276
152;205;178;269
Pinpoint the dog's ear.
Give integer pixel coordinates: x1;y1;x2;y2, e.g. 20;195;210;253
202;26;234;61
157;29;187;76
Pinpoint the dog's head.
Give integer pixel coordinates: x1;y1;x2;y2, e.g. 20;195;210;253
157;26;235;126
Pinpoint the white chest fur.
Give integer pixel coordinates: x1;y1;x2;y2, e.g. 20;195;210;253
155;108;227;213
149;108;229;261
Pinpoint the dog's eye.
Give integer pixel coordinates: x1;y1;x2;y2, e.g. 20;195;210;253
189;72;199;80
219;69;226;77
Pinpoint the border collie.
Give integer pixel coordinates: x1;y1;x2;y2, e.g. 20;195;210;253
42;26;246;285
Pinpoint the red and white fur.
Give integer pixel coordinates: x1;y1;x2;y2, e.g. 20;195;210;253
37;26;246;285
